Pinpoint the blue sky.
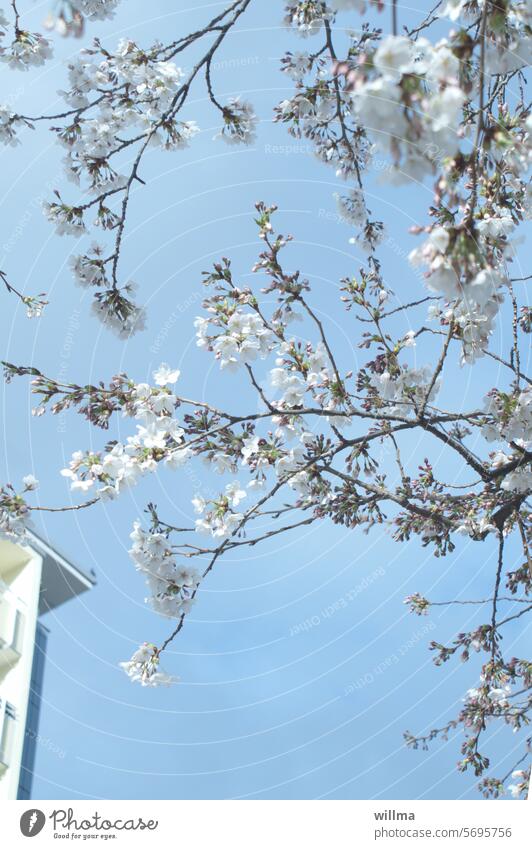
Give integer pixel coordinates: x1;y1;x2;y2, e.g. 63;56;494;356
1;0;530;799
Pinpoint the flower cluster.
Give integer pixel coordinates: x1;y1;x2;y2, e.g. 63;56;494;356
59;39;186;163
196;308;277;371
284;1;331;37
369;366;439;415
91;286;147;339
481;388;532;493
334;188;366;227
60;364;187;498
69;244;108;288
410;227;507;364
0;26;52;71
120;643;177;687
269;340;342;415
0;477;38;541
216;98;257;146
0;104;22;145
129;522;199;618
192;483;246;538
483;387;532;445
463;682;513;724
507;768;530;799
72;0;122;22
350;35;466;183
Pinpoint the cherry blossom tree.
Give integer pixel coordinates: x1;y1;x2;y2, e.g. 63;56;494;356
1;0;531;799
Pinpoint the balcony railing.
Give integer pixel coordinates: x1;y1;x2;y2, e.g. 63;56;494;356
0;701;17;772
0;596;25;667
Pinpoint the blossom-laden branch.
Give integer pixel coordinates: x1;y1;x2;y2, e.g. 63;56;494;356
0;0;531;799
3;196;532;795
1;0;255;332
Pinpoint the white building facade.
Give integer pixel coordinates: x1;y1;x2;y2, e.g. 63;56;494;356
0;532;95;799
